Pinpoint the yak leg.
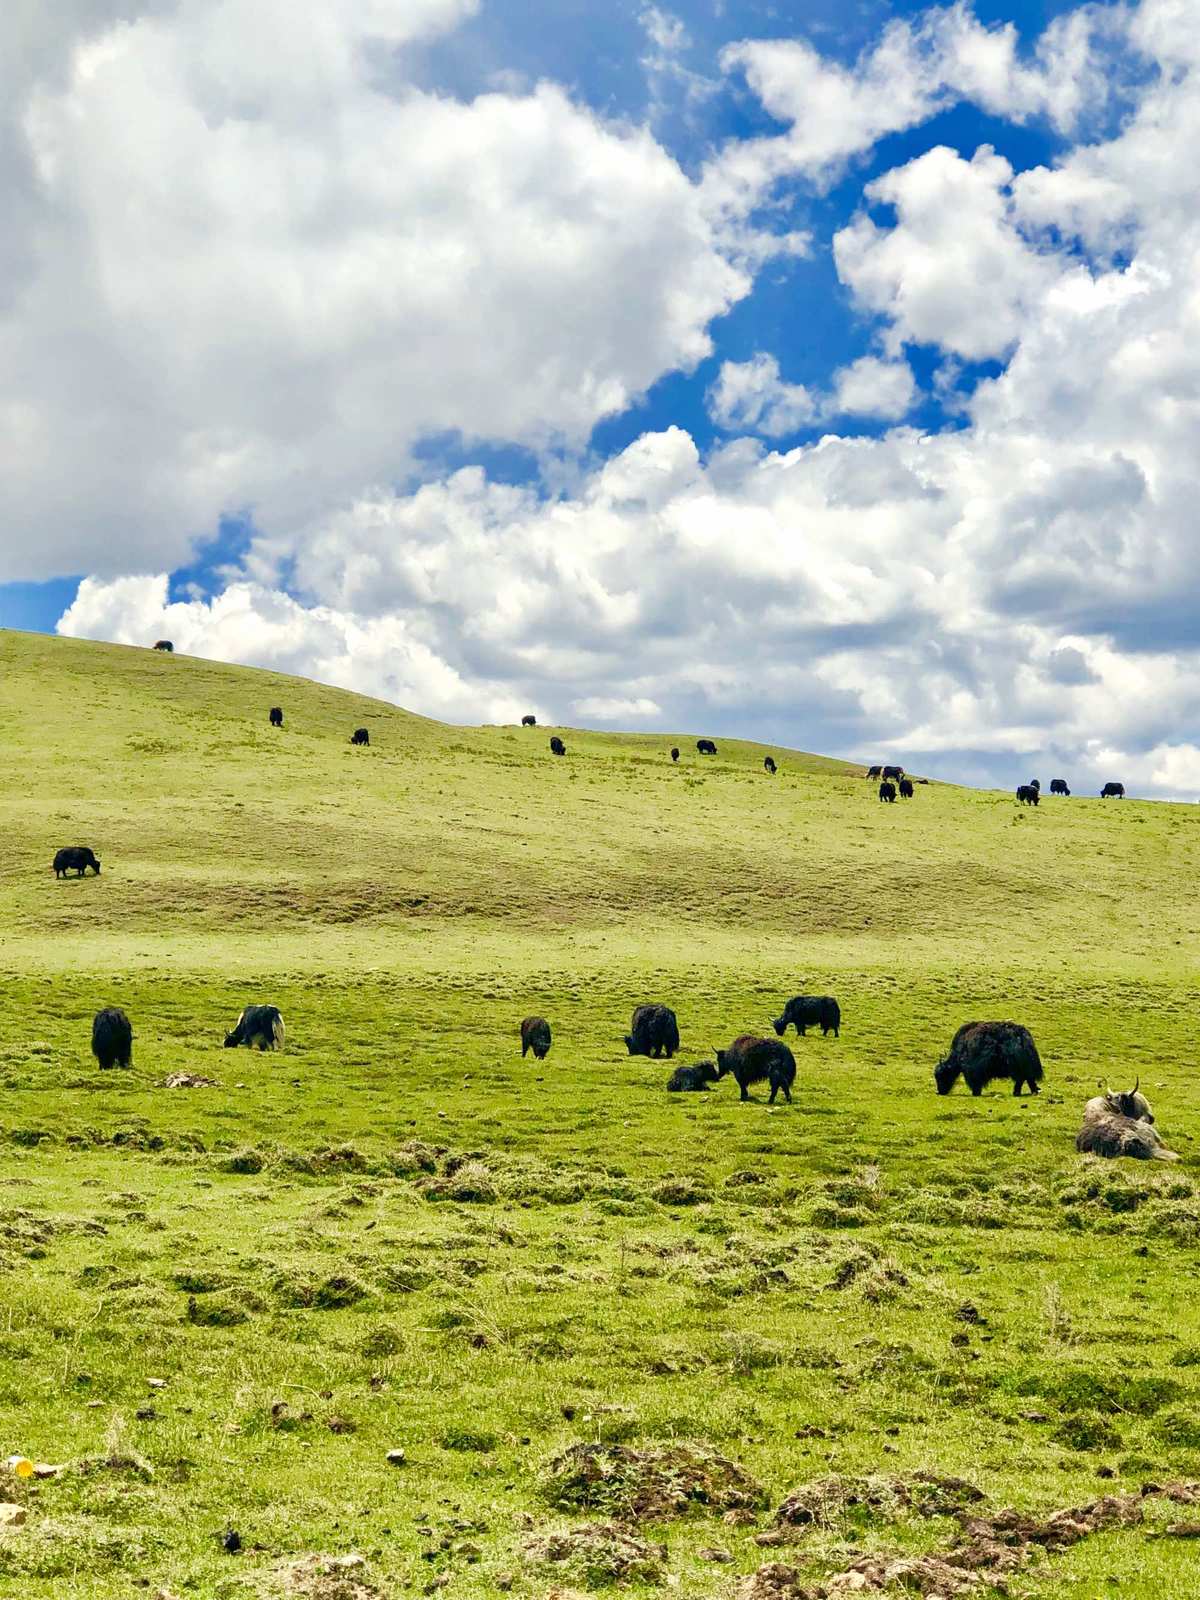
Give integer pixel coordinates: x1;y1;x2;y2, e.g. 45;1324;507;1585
739;1086;750;1102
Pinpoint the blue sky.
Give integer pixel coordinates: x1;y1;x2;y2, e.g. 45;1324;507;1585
5;0;1199;795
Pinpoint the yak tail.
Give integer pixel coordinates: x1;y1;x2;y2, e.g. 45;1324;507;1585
272;1014;285;1051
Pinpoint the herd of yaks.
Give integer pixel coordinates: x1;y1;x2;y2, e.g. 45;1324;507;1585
80;994;1175;1163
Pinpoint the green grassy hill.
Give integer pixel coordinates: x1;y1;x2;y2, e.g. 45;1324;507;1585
1;628;1199;1599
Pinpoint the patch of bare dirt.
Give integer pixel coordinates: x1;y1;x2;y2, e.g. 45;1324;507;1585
163;1073;220;1088
249;1552;383;1599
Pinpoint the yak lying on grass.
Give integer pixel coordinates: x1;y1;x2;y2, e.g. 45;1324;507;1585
224;1005;285;1051
520;1016;552;1060
54;846;100;877
935;1021;1043;1097
716;1035;796;1103
625;1004;679;1059
773;995;840;1038
1077;1082;1179;1160
667;1061;718;1092
92;1007;132;1069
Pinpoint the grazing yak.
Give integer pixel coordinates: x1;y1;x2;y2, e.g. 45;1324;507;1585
1102;782;1125;798
520;1016;552;1060
773;995;841;1038
670;747;680;762
882;764;904;782
1029;779;1041;792
54;846;100;878
898;777;914;798
1077;1083;1179;1161
1050;778;1070;795
549;736;566;756
350;727;370;746
1016;784;1039;806
667;1061;719;1092
269;707;283;727
866;765;882;780
878;780;897;802
224;1005;285;1051
521;714;537;727
92;1007;132;1070
715;1034;796;1104
934;1021;1043;1097
697;738;717;755
152;640;174;652
764;756;777;774
625;1003;679;1059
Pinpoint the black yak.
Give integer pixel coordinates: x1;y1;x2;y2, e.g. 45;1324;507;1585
764;756;777;774
934;1021;1043;1097
1016;784;1039;805
898;777;914;798
521;715;537;727
878;781;896;802
269;707;283;727
54;846;100;878
1050;778;1070;795
715;1034;796;1104
625;1003;679;1059
866;765;882;779
882;764;903;781
549;736;566;756
224;1005;285;1051
1101;782;1125;798
152;639;174;652
670;747;680;762
697;739;717;755
92;1007;132;1069
1029;778;1041;792
667;1061;718;1092
1077;1082;1178;1160
350;727;370;746
520;1016;552;1060
773;995;840;1038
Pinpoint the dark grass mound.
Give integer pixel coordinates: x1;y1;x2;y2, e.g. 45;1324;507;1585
541;1440;767;1521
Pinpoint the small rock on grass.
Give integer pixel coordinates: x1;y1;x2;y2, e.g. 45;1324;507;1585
0;1504;26;1527
386;1449;407;1466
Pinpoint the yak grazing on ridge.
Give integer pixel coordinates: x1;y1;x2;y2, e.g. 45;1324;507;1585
715;1034;796;1104
224;1005;285;1051
625;1004;679;1059
520;1016;552;1060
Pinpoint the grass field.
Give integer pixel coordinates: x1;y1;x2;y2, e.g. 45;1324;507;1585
2;628;1200;1600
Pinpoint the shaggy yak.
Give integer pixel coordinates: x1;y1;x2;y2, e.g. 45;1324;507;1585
881;764;904;781
1016;784;1040;806
670;747;680;762
934;1021;1043;1097
152;639;174;652
898;777;914;798
1050;778;1070;795
625;1003;680;1059
520;1016;552;1060
866;765;882;780
1077;1082;1179;1161
1102;782;1125;798
549;735;566;756
92;1007;132;1069
667;1061;719;1092
715;1034;796;1103
224;1005;285;1051
521;714;536;726
878;781;897;802
54;846;100;877
773;995;841;1038
269;706;283;727
696;738;717;755
1029;778;1041;792
350;727;370;746
764;756;777;774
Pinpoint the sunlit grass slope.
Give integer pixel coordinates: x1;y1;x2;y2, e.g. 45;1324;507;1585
1;628;1200;1600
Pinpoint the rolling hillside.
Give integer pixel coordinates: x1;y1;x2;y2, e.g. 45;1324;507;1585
0;629;1199;1600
